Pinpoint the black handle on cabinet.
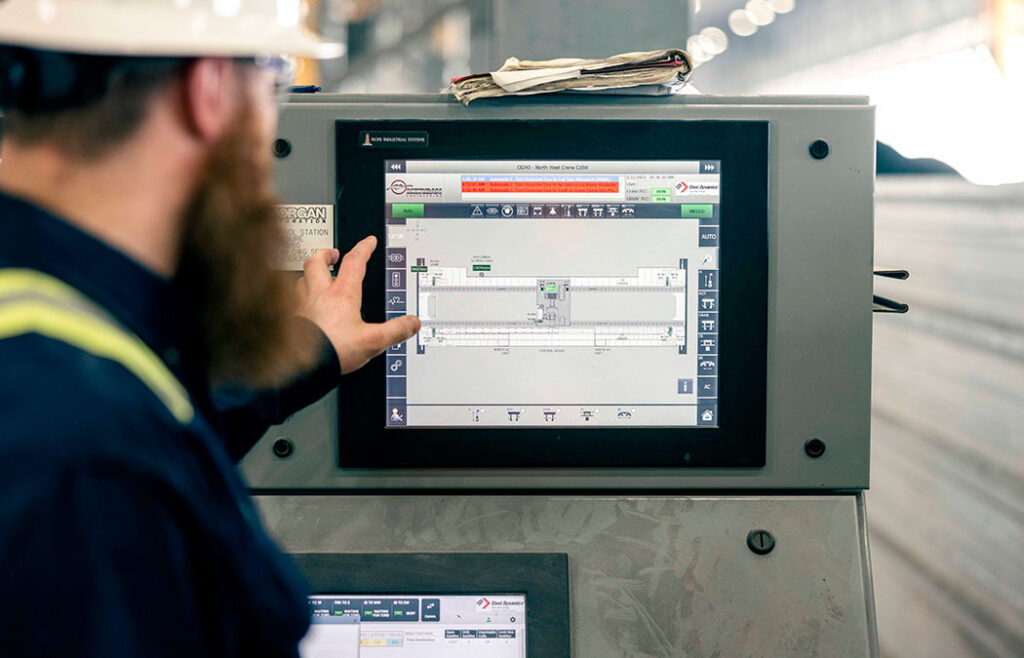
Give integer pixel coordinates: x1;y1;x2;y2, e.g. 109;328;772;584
873;268;909;313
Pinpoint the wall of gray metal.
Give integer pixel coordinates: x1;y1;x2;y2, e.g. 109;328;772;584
241;94;876;491
254;493;878;656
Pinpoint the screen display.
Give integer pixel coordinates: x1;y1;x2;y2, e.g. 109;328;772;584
299;593;526;657
383;160;720;429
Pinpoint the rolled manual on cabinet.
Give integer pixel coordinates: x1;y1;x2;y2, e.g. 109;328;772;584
449;48;694;105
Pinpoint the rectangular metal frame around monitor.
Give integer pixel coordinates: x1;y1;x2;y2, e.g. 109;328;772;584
335;119;769;468
293;552;570;657
241;94;875;490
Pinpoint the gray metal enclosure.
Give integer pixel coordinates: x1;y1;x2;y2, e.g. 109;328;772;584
244;94;878;656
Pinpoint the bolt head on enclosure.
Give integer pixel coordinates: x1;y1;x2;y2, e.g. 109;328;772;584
747;529;776;555
273;138;292;159
804;438;827;458
272;438;294;458
809;139;830;160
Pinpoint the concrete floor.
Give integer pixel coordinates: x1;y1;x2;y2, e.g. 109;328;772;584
870;177;1024;658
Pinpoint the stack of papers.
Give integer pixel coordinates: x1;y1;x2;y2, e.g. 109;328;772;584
449;49;694;105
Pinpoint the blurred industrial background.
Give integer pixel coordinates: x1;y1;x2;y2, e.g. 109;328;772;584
297;0;1024;186
287;2;1024;656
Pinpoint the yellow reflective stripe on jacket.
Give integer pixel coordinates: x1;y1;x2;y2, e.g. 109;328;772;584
0;269;194;425
0;268;86;306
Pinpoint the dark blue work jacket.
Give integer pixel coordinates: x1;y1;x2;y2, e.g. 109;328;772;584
0;191;340;657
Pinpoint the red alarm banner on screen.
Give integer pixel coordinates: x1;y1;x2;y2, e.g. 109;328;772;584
460;175;624;200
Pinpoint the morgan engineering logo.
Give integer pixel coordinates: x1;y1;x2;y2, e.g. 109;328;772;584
386;180;443;198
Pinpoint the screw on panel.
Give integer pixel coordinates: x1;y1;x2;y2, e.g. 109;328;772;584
809;139;830;160
804;438;827;458
273;138;292;159
747;529;776;555
272;438;294;458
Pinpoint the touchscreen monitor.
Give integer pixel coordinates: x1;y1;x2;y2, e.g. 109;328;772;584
383;159;720;429
300;594;526;657
335;119;767;467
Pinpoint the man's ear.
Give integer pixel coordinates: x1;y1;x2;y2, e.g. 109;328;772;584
180;58;237;144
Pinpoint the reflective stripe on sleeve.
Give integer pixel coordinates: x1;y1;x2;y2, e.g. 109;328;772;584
0;269;194;425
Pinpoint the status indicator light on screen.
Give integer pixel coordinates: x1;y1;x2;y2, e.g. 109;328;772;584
681;204;714;218
391;203;424;218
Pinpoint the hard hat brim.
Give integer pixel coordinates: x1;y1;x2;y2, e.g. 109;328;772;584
0;4;346;59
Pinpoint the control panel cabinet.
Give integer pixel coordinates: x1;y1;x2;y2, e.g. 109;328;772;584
247;95;878;657
244;94;874;491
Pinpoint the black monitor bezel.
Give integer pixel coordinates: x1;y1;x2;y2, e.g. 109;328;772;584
335;119;769;468
292;552;569;657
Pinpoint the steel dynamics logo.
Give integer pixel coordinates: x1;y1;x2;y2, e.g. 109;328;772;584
476;597;525;611
387;179;441;198
675;180;720;196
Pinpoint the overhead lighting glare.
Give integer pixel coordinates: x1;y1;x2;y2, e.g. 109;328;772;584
700;26;729;55
686;35;712;63
768;0;795;14
745;0;776;26
728;9;758;37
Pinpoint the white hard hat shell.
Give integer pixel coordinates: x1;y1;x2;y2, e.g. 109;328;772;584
0;0;345;59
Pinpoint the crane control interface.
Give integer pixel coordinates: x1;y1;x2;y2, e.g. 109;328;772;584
384;160;721;429
300;593;526;657
335;119;768;467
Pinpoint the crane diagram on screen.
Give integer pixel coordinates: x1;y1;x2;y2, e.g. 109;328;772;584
414;265;686;349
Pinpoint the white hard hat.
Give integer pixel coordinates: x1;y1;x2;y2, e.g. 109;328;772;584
0;0;345;59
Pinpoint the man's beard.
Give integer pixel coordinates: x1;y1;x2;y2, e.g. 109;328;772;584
175;111;318;387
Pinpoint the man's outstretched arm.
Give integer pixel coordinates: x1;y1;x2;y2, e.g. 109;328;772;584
213;237;420;460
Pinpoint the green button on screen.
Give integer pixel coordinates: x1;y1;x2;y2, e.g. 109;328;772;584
681;204;714;218
392;203;424;218
652;195;671;203
651;188;671;196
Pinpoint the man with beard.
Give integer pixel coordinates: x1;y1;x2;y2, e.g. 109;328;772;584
0;1;418;655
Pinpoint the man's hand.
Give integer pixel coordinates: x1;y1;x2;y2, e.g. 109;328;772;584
296;236;420;374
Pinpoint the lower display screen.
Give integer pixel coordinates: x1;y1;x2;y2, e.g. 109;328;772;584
300;593;527;657
384;159;721;429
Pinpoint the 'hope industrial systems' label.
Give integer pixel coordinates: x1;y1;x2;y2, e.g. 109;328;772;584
275;204;334;270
